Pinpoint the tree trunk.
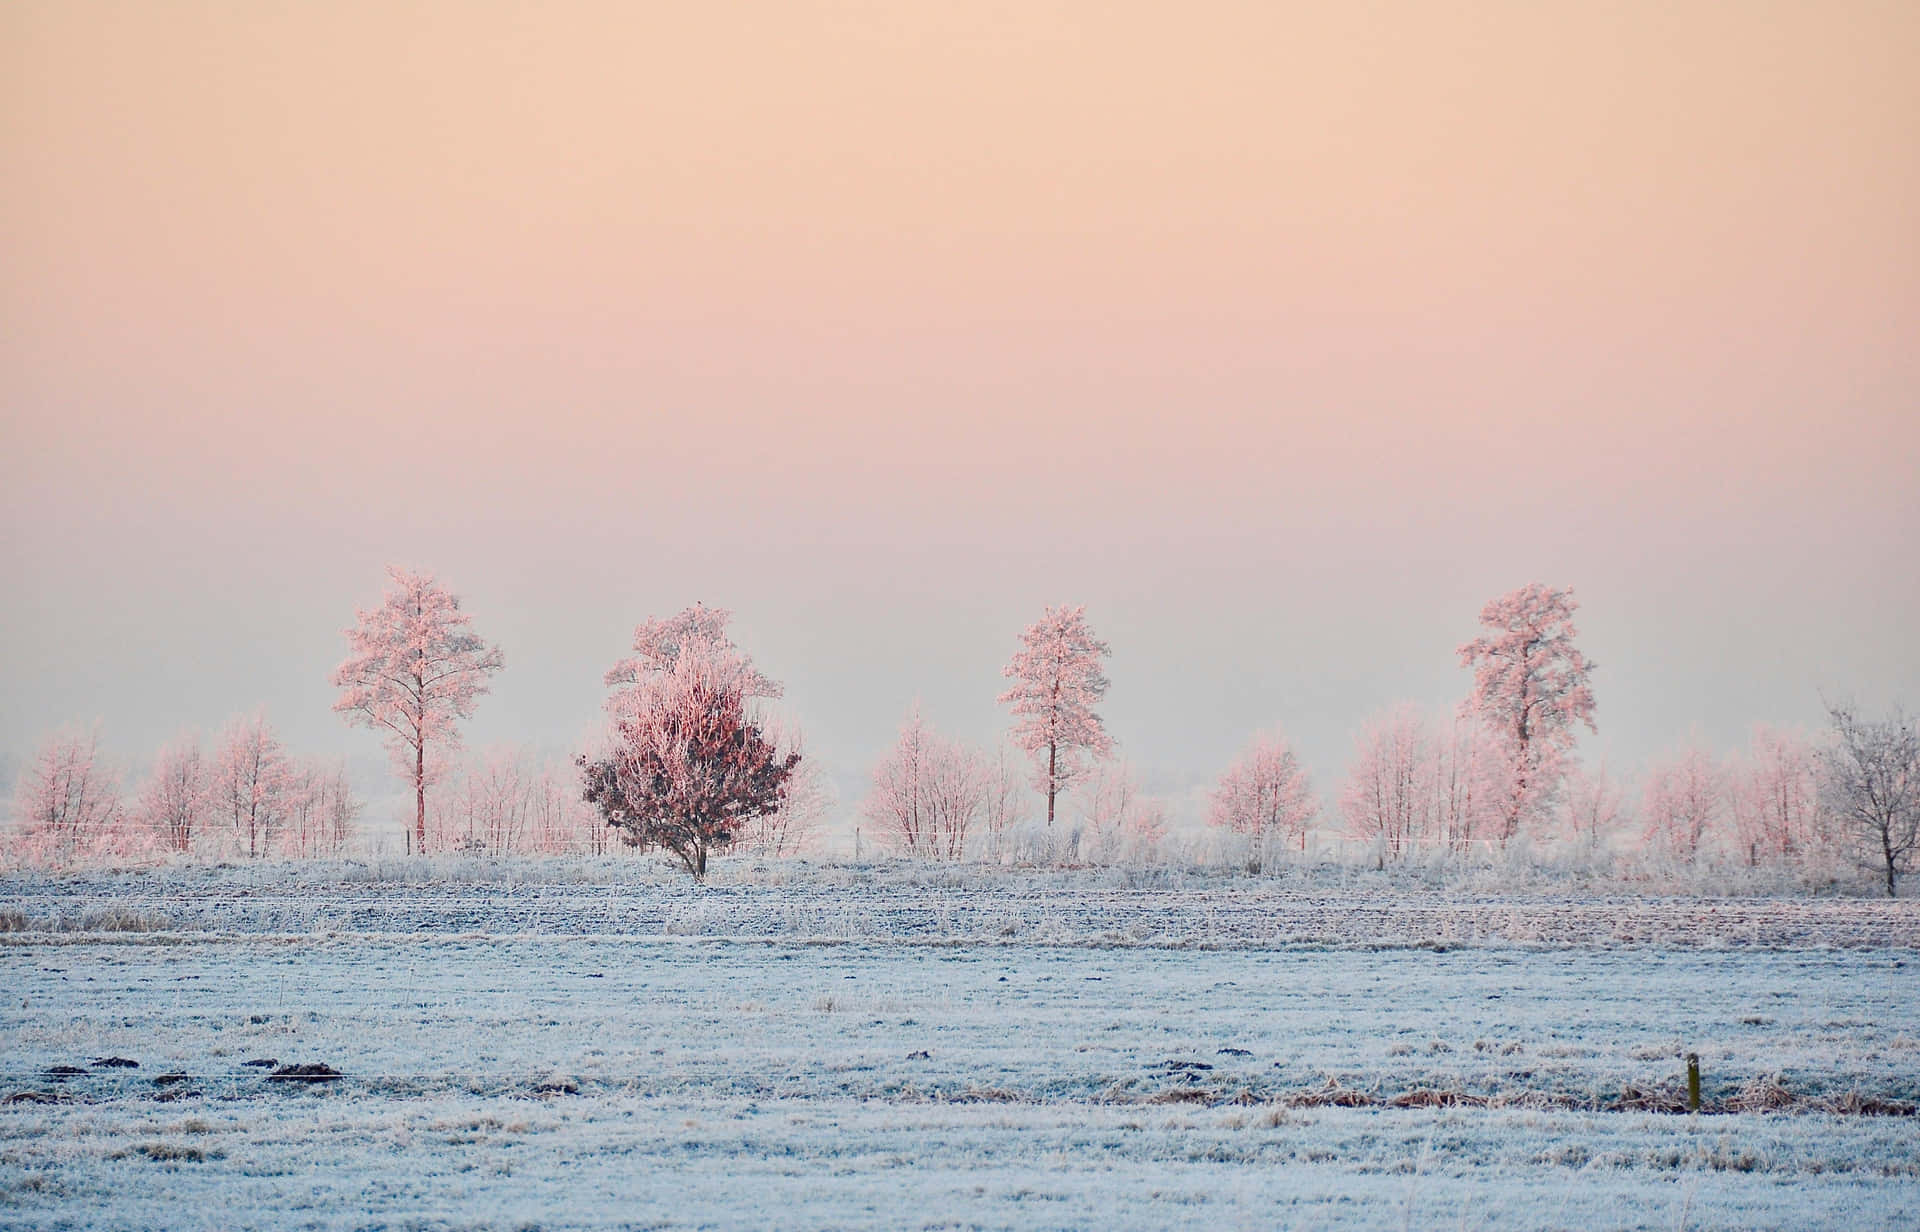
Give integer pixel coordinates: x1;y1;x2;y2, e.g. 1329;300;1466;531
415;741;427;856
1046;741;1057;827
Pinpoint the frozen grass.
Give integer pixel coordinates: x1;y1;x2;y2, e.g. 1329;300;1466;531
0;864;1915;1229
3;859;1916;948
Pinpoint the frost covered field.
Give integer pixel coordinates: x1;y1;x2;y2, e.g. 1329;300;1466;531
2;863;1917;1231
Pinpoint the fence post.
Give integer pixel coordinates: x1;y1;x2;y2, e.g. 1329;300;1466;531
1686;1053;1701;1113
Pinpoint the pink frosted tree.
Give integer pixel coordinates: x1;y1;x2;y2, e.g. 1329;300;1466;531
1078;761;1168;865
999;605;1114;829
1433;716;1508;852
862;707;984;860
1457;583;1598;843
605;603;781;700
1559;758;1632;857
211;712;295;859
432;747;535;854
133;733;209;855
583;607;799;878
333;567;504;855
1339;704;1435;863
1639;741;1727;865
286;759;360;859
1728;724;1824;867
9;723;127;867
1210;729;1317;865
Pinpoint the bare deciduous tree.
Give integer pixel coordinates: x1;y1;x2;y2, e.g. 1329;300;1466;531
863;708;983;860
1211;729;1316;868
134;733;208;855
10;723;126;867
1821;702;1920;897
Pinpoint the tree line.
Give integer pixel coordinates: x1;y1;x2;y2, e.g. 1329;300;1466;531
6;571;1917;894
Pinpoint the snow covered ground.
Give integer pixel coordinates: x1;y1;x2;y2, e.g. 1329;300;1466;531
2;863;1916;1229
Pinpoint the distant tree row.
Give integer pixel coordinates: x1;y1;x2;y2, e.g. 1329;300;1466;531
8;715;358;866
5;571;1915;895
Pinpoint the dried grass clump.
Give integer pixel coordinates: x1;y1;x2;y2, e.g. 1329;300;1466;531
1388;1088;1488;1109
1725;1074;1796;1113
1287;1078;1375;1108
1613;1083;1691;1114
76;908;172;933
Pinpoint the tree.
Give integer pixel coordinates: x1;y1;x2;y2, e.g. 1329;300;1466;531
10;723;125;867
999;605;1114;828
1728;725;1824;868
1820;702;1920;897
978;741;1029;864
212;712;294;859
281;759;361;859
528;756;604;854
1559;758;1631;858
333;567;504;855
1339;705;1433;863
581;606;799;878
1211;729;1317;867
862;708;983;860
1433;715;1507;852
1078;761;1168;865
1457;583;1598;843
1639;741;1726;865
433;747;534;854
134;733;208;855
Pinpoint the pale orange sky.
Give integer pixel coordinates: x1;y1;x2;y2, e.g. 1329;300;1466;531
3;2;1916;813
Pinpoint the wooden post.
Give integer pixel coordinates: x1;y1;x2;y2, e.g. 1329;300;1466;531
1686;1053;1701;1113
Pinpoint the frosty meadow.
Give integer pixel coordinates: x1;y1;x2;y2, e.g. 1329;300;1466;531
7;0;1917;1222
3;572;1918;1229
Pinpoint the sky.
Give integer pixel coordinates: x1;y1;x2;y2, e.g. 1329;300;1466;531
4;1;1917;837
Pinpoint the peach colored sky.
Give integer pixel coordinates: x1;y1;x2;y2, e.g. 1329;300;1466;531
3;2;1916;820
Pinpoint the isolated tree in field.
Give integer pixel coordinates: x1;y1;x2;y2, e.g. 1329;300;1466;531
333;567;504;855
10;724;125;866
1211;730;1317;865
999;605;1114;828
134;733;209;854
1639;741;1726;865
1820;703;1920;897
1457;583;1597;843
212;712;295;859
582;607;798;878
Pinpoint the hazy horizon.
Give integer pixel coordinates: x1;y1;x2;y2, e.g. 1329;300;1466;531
5;1;1916;840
